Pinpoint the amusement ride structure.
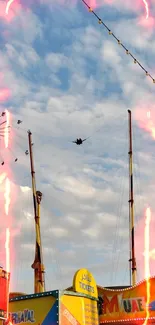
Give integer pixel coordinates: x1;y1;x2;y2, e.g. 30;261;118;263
0;1;155;325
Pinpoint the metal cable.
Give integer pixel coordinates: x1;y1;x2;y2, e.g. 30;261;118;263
81;0;155;84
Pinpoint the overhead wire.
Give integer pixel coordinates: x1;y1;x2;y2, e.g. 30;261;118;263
99;117;127;282
110;118;131;284
25;133;65;289
81;0;155;84
87;116;130;285
11;112;106;147
109;165;126;283
112;163;128;283
31;140;64;289
70;121;106;144
132;119;152;286
132;122;146;222
132;122;149;282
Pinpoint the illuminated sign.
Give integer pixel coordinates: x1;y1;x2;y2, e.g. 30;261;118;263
9;310;35;324
9;295;57;325
61;294;99;325
98;277;155;322
102;295;145;314
73;268;98;299
62;307;80;325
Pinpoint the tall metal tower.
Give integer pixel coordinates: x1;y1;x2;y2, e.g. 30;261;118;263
28;130;45;293
128;110;137;286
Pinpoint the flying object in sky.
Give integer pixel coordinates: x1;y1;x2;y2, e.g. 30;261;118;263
17;120;22;125
1;112;5;117
25;150;29;155
72;138;87;145
71;121;104;146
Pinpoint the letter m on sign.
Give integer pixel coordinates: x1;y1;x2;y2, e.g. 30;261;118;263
103;295;119;314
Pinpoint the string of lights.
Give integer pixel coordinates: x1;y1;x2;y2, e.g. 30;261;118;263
81;0;155;84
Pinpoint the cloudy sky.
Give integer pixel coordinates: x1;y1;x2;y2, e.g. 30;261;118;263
0;0;155;294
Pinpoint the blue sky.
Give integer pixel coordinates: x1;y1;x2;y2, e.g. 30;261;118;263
0;0;155;293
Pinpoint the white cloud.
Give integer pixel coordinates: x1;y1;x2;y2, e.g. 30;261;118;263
82;225;99;238
66;215;82;226
20;186;31;192
101;40;122;66
45;53;68;71
47;227;69;238
58;176;96;198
